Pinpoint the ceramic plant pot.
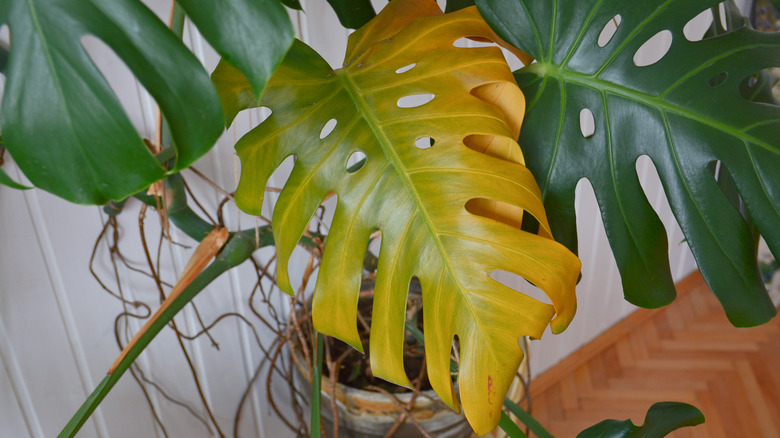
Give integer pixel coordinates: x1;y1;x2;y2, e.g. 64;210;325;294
291;347;473;438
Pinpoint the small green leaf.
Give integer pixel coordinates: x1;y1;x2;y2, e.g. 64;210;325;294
176;0;294;100
477;0;780;326
0;0;224;204
326;0;376;29
577;402;705;438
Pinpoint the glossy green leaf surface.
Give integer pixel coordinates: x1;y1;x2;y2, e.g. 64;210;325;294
0;0;225;204
577;402;705;438
176;0;293;100
220;0;580;433
325;0;376;29
477;0;780;326
280;0;303;11
446;0;476;13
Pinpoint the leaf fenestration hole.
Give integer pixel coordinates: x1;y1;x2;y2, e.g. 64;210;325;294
709;71;728;87
346;150;367;173
633;30;673;67
256;106;273;126
415;137;434;149
708;160;745;213
683;8;714;41
0;24;9;45
320;118;337;139
451;335;461;368
396;63;416;74
465;198;524;230
500;46;527;70
80;35;145;129
598;14;622;47
490;270;552;305
579;108;595;138
453;36;496;48
265;155;297;213
719;2;728;30
463;134;523;164
397;94;435;109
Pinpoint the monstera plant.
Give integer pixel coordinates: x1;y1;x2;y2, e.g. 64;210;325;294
216;0;582;432
0;0;777;436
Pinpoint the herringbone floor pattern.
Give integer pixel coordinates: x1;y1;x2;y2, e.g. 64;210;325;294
526;272;780;437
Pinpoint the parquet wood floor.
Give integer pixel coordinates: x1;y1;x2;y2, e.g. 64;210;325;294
525;272;780;437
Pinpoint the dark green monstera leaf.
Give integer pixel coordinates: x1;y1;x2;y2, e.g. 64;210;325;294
0;0;291;204
477;0;780;326
577;402;705;438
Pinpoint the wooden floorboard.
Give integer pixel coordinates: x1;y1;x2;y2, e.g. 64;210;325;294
525;271;780;437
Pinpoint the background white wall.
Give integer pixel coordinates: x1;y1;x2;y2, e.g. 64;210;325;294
1;1;750;436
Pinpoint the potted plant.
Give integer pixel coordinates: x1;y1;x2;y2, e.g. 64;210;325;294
0;0;777;436
284;274;479;438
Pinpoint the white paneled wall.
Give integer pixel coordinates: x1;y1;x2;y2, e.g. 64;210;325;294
1;1;750;436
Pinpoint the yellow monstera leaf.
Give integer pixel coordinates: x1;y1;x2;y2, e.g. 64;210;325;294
215;0;580;433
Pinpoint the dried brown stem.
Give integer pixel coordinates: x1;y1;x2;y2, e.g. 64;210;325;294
188;166;234;200
132;365;211;431
365;386;433;438
382;357;427;438
267;338;305;434
180;175;218;225
90;218;143;308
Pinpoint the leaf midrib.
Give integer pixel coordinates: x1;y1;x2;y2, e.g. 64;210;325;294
21;0;104;195
524;62;779;156
336;69;491;344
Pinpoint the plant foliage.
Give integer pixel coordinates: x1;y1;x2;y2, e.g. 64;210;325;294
215;0;581;433
577;402;705;438
0;0;292;204
477;0;780;326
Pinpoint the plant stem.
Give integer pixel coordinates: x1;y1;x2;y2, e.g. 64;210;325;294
503;398;554;438
311;331;325;438
62;173;324;437
58;233;258;438
169;1;187;38
498;411;529;438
